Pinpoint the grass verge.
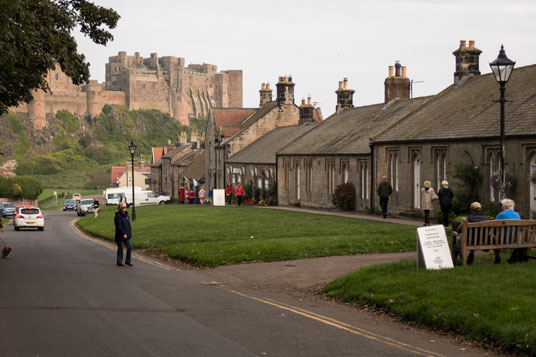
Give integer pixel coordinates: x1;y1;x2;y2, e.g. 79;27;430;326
77;205;416;267
323;257;536;355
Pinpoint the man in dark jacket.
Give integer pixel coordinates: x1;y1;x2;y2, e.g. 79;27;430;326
437;180;454;227
376;176;393;218
114;202;133;266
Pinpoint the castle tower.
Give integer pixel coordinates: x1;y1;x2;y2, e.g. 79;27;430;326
384;62;410;103
298;97;315;125
85;80;103;117
27;90;47;130
335;78;355;113
276;76;295;106
453;40;482;84
259;83;273;107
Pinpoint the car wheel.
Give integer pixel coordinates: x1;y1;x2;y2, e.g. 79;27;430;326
14;226;19;231
159;201;165;205
38;227;44;231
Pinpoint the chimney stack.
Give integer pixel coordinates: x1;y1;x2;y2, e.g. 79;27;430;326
384;61;410;103
453;40;482;84
140;155;145;171
276;75;295;106
299;96;315;125
259;82;273;107
335;78;355;113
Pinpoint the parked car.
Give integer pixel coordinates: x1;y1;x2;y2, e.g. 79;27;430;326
72;193;82;200
0;202;16;218
14;207;44;231
63;199;76;211
76;198;95;216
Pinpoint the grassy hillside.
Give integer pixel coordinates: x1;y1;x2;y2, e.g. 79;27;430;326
1;106;207;189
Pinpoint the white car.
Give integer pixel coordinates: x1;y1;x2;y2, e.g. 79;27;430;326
14;207;45;231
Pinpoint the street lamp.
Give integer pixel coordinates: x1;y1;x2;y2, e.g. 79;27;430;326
489;45;515;202
128;139;137;221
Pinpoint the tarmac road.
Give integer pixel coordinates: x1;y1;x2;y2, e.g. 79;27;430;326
0;210;499;356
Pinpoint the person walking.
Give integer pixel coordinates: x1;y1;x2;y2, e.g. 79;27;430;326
235;182;245;206
225;182;234;205
114;202;133;267
437;180;454;227
93;197;100;218
198;187;206;204
376;175;393;219
420;180;437;226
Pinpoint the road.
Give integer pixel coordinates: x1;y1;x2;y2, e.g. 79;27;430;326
0;210;497;356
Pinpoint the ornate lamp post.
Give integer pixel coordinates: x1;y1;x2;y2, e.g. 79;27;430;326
489;45;515;201
128;139;137;221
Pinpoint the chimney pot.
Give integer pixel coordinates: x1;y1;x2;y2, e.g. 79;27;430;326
402;66;407;78
261;83;265;90
307;97;312;105
469;40;475;48
301;98;306;105
388;66;394;77
343;78;348;89
338;81;343;89
266;83;270;89
460;40;466;48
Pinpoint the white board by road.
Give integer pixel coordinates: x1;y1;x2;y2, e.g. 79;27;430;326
417;225;454;270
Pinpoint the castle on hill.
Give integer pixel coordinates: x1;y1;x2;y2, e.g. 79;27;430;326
10;52;243;129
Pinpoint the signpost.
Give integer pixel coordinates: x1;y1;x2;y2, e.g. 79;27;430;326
416;225;454;270
213;189;225;206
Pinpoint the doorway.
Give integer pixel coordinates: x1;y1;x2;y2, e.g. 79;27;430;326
413;154;421;209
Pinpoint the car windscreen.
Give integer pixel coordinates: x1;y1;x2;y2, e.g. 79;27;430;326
108;193;123;199
81;199;94;205
65;200;75;204
21;208;40;215
5;203;16;208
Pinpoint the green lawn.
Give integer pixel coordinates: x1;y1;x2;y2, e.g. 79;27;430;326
77;205;416;266
324;257;536;355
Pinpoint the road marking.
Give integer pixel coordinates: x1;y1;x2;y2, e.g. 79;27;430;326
222;287;445;357
70;221;443;356
68;219;178;271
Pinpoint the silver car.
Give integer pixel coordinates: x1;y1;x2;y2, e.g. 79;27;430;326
76;198;95;216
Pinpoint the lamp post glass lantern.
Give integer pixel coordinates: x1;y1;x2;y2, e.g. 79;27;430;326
489;45;515;202
128;140;137;221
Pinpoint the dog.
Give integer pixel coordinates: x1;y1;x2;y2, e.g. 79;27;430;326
2;246;13;259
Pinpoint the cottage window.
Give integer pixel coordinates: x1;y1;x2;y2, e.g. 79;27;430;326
327;161;335;195
295;161;301;200
341;161;349;184
433;148;447;190
284;160;290;191
360;162;369;199
388;150;399;191
305;159;312;193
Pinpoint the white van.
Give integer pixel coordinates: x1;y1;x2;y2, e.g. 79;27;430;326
104;187;170;206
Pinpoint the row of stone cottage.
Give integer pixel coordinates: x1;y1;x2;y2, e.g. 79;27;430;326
152;40;536;218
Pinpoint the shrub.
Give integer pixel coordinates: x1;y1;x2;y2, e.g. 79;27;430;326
332;182;356;211
253;186;261;202
244;181;253;200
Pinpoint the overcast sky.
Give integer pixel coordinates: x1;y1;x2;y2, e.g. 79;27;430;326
75;0;536;117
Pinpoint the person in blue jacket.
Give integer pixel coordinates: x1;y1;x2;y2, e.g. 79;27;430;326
495;198;525;263
114;202;133;267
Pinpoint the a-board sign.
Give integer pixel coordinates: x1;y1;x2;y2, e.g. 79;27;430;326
416;225;454;270
213;189;225;206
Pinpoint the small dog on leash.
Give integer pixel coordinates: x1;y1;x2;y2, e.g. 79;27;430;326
2;246;13;259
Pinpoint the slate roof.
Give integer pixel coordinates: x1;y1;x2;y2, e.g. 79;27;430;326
179;151;206;181
373;64;536;143
277;97;430;156
227;124;317;164
162;144;189;159
214;108;257;139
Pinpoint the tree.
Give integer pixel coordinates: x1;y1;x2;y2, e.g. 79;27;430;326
0;0;120;114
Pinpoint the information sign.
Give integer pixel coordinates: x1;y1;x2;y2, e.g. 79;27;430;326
416;225;454;270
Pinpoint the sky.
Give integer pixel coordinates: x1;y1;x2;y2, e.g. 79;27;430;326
75;0;536;118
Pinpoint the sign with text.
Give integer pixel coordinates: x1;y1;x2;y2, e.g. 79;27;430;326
416;225;454;270
213;189;225;206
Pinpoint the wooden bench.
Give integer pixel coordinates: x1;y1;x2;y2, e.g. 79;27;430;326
451;219;536;265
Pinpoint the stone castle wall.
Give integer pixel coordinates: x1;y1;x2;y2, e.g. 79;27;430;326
10;52;242;129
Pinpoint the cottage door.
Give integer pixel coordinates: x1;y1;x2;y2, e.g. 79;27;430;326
413;155;421;209
531;155;536;217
